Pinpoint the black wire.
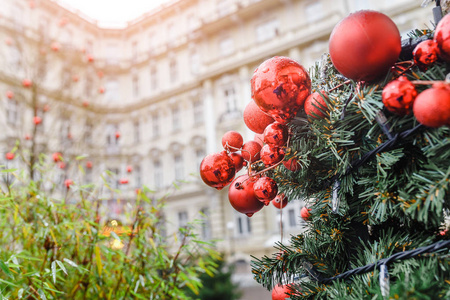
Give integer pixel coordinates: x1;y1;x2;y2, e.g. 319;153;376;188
317;240;450;284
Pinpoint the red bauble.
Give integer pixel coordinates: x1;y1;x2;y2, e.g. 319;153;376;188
413;83;450;127
272;193;288;209
329;10;401;82
51;42;60;52
382;76;418;116
64;179;73;189
434;13;450;61
25;134;31;140
230;152;244;173
304;91;328;119
5;152;14;160
33;116;42;125
283;157;300;172
98;86;105;94
126;165;133;173
6;91;14;99
200;151;236;190
263;122;289;146
22;79;32;88
97;71;104;78
222;131;243;152
86;161;93;169
301;207;311;220
115;131;121;139
243;100;275;134
251;56;311;123
254;133;264;147
253;176;278;205
58;162;66;169
52;152;62;162
272;284;291;300
260;144;284;167
228;174;264;217
413;40;440;71
119;178;129;184
241;141;262;163
87;54;94;62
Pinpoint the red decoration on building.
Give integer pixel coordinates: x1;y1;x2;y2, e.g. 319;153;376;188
5;152;15;160
86;161;93;169
33;116;42;125
6;90;13;99
126;165;133;173
22;79;32;88
64;179;73;189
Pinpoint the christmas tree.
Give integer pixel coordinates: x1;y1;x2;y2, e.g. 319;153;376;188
200;2;450;299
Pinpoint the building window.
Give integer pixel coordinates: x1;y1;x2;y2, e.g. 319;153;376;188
134;120;140;143
305;1;324;23
154;160;163;189
135;165;141;188
224;87;237;113
219;36;234;56
193;99;204;125
195;148;205;170
106;124;119;146
132;41;138;62
236;213;251;236
152;113;160;138
85;40;93;55
151;66;158;91
105;79;119;102
190;50;200;75
148;32;155;51
106;43;119;65
276;201;306;231
256;19;279;43
169;59;178;82
167;22;176;42
6;99;18;126
174;154;184;181
172;106;180;131
132;75;139;98
200;208;211;240
109;167;119;189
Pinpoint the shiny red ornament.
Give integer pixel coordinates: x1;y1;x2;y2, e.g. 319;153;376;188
200;151;236;190
5;152;14;160
304;91;328;119
228;174;264;217
126;165;133;173
51;42;60;52
413;40;440;71
260;144;284;167
86;161;93;169
33;116;42;125
413;83;450;128
253;177;278;205
241;141;262;163
222;131;243;152
64;179;73;189
272;284;291;300
283;157;300;172
329;10;401;82
243;100;275;134
230;152;244;173
6;91;13;99
251;56;311;123
119;178;129;184
263;122;289;146
434;13;450;61
301;206;311;221
52;152;62;162
22;79;32;88
272;193;288;209
382;76;418;116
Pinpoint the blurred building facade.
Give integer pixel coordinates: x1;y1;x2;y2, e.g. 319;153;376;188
0;0;433;298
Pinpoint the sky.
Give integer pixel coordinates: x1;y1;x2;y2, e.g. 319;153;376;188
59;0;170;27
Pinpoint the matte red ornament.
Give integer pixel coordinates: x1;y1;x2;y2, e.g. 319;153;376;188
283;157;300;172
243;100;275;133
251;56;311;123
222;131;243;152
22;79;32;88
413;40;440;71
6;91;13;99
86;161;93;169
33;116;42;125
263;122;289;146
253;176;278;205
434;13;450;61
382;76;418;116
260;144;284;167
126;165;133;173
64;179;73;189
200;151;236;190
413;83;450;128
52;152;62;162
304;91;328;119
119;178;129;184
241;141;262;163
5;152;14;160
272;284;291;300
254;133;264;147
329;10;401;82
230;152;244;173
301;206;311;220
272;193;288;209
228;174;264;217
